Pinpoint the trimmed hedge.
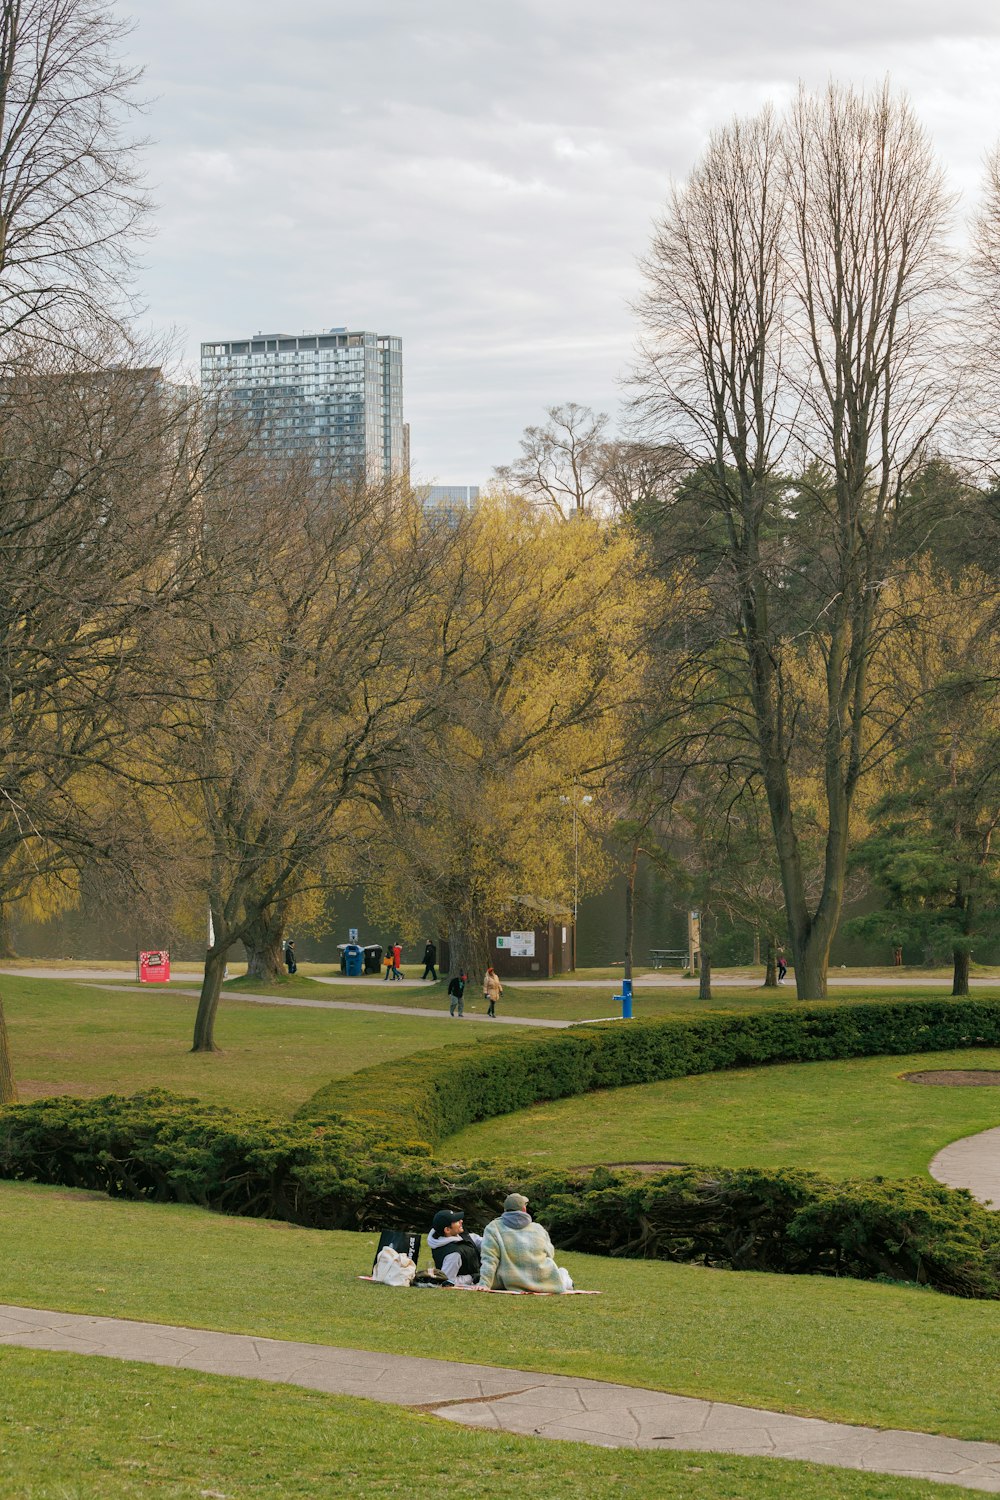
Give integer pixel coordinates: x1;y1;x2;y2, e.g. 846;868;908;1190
297;998;1000;1146
3;998;1000;1299
2;1088;999;1298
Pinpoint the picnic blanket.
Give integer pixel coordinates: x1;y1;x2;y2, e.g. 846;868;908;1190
359;1276;599;1295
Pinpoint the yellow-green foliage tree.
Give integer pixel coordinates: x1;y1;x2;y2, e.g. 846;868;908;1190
372;495;653;977
157;465;432;1052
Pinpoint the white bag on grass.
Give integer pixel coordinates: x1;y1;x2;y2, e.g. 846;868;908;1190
372;1246;417;1286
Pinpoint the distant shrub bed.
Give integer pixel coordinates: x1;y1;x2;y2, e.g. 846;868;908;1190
3;998;1000;1300
298;998;1000;1145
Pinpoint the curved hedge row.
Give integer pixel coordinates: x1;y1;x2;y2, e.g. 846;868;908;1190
297;998;1000;1146
2;1087;999;1299
3;998;1000;1299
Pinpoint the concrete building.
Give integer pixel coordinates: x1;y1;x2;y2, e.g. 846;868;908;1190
200;327;404;478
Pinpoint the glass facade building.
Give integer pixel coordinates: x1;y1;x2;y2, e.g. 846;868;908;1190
199;327;405;478
422;485;480;521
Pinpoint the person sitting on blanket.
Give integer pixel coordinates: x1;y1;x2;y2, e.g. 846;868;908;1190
475;1193;573;1293
427;1209;483;1286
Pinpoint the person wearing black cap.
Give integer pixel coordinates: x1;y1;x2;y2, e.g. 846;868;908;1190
427;1209;483;1285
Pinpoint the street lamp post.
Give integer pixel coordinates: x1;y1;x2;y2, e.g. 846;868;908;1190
561;788;593;971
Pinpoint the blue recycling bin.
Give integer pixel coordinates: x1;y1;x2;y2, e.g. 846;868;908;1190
344;942;363;977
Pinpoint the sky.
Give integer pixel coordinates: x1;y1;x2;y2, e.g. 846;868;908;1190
124;0;1000;486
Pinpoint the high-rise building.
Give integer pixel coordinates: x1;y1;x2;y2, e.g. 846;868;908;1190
422;485;480;518
199;327;404;478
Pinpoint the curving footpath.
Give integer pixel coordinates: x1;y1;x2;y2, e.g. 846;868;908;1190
1;1303;999;1491
930;1126;1000;1209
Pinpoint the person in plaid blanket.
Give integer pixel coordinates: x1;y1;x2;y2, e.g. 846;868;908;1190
475;1192;573;1293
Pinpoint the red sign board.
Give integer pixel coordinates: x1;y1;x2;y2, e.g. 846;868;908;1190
139;950;170;983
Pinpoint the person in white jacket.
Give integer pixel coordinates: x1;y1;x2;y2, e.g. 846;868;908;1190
427;1209;483;1285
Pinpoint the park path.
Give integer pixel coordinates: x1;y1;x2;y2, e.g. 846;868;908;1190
1;1302;998;1490
88;984;577;1029
930;1127;1000;1209
5;964;1000;990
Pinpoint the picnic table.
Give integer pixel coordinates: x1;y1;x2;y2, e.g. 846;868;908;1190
649;948;688;969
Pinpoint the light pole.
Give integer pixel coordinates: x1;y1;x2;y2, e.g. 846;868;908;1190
560;788;593;970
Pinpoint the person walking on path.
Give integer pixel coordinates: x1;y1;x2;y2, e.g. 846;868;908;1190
382;947;394;982
776;946;788;984
476;1192;573;1293
484;964;502;1017
447;971;467;1017
283;939;297;975
422;939;438;981
391;942;403;981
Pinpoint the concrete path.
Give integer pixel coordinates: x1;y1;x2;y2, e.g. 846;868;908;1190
930;1126;1000;1209
6;964;1000;991
1;1303;999;1490
88;983;576;1029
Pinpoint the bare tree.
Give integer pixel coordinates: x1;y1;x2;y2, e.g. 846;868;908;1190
635;85;955;998
494;402;609;518
0;0;148;348
600;439;684;519
0;339;223;1100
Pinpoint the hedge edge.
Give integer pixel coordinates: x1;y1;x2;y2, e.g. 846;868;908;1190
295;997;1000;1148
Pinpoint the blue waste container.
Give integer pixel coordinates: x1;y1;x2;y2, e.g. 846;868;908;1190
344;942;363;977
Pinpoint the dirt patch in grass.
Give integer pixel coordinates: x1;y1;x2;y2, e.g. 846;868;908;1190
903;1070;1000;1086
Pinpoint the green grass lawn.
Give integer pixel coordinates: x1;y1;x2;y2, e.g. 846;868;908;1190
2;1180;1000;1444
441;1047;1000;1178
0;975;470;1115
0;1348;964;1500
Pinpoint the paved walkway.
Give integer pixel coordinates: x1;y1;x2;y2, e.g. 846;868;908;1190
930;1126;1000;1209
91;984;575;1029
1;1303;998;1490
6;964;1000;990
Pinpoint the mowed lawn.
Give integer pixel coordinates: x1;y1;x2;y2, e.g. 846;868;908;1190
442;1048;1000;1178
0;1349;964;1500
0;976;471;1115
2;1180;1000;1444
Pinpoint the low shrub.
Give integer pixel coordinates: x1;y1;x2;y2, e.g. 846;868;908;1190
4;998;1000;1299
2;1084;1000;1301
298;998;1000;1145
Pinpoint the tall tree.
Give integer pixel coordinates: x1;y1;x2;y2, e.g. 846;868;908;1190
372;497;649;976
0;0;148;346
634;85;955;998
0;349;220;1099
851;566;1000;995
162;466;429;1053
494;402;609;518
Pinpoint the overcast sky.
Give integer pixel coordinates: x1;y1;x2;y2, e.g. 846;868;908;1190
124;0;1000;485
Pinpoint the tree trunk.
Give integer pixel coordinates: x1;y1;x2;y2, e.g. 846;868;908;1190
762;934;778;988
952;947;970;997
624;844;639;982
242;901;286;982
191;948;229;1052
0;907;16;960
698;949;712;1001
794;944;828;1001
752;926;761;966
446;914;490;986
0;989;17;1103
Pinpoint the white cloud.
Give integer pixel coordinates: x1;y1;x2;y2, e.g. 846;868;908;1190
125;0;1000;481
